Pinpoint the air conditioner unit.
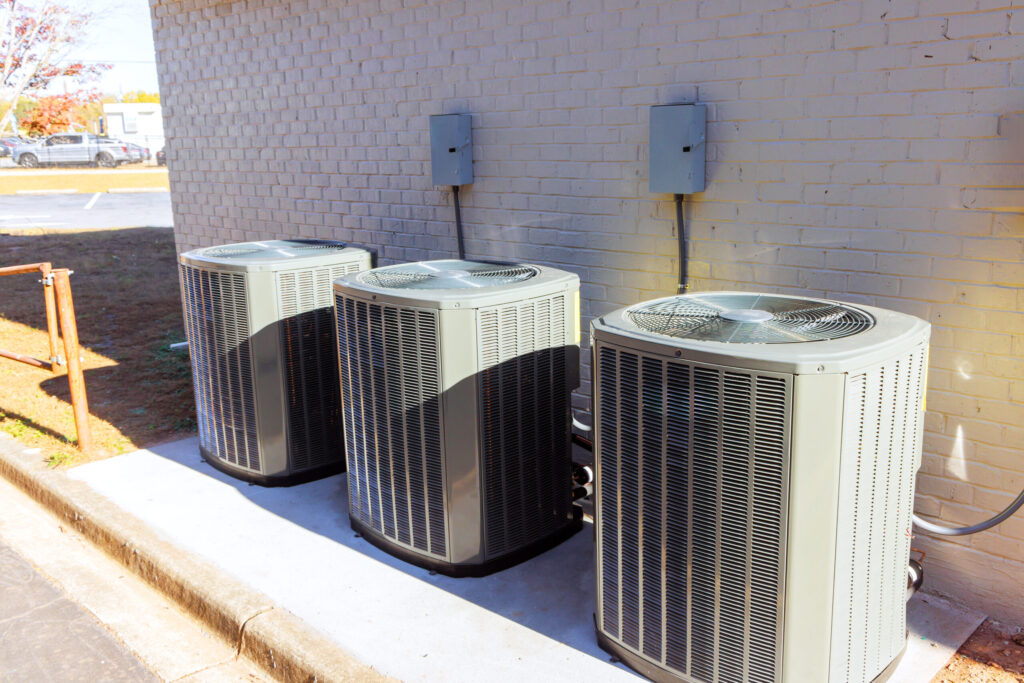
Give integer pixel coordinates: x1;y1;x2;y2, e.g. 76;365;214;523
179;239;371;486
591;292;930;683
333;259;583;576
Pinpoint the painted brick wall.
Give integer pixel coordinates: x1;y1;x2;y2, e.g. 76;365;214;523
149;0;1024;624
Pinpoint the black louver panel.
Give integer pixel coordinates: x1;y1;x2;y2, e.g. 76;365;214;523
277;264;361;472
478;294;572;559
180;264;260;471
336;295;447;559
596;345;789;683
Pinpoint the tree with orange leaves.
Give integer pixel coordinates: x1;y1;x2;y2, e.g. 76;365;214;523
1;0;109;133
19;90;98;135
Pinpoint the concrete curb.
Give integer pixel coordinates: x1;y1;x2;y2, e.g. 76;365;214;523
0;438;390;683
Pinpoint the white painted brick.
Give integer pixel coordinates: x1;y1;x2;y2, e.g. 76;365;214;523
946;11;1011;39
153;0;1024;623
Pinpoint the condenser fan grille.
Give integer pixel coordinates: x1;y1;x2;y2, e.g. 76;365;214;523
205;246;262;257
200;240;348;260
361;260;538;290
628;293;874;343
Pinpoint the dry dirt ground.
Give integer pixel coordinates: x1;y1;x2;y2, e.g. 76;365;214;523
0;227;193;465
934;620;1024;683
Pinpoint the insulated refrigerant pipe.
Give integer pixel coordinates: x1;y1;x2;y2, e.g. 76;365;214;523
913;487;1024;536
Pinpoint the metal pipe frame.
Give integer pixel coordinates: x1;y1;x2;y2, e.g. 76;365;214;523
0;262;92;452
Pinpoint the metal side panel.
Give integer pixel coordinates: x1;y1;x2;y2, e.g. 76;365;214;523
336;294;449;561
476;291;577;562
594;340;792;683
180;263;262;473
248;269;287;476
827;342;929;683
780;373;846;683
438;307;482;565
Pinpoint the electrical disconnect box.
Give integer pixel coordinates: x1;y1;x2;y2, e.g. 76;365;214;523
649;103;706;194
429;114;473;186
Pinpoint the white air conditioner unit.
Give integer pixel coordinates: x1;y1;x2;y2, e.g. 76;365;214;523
591;292;930;683
179;239;372;485
333;259;582;576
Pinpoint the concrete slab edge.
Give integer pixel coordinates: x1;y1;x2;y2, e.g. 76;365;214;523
0;442;390;683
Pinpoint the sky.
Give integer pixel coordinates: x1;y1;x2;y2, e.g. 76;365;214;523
45;0;161;96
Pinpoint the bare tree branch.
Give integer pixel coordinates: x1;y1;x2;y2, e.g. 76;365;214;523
0;0;106;134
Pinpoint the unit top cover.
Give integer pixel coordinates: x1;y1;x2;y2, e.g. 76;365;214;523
335;259;578;309
180;239;367;272
595;291;930;375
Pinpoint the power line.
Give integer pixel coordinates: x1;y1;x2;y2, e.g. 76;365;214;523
72;59;156;64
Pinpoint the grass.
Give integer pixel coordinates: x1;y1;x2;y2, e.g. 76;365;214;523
0;227;194;466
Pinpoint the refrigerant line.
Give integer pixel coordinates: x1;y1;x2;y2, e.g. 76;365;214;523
913;487;1024;536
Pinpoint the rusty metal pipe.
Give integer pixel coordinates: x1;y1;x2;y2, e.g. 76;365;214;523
41;267;61;373
0;262;51;277
52;269;93;453
0;348;52;370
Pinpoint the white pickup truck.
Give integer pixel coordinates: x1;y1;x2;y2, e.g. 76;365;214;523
13;133;132;168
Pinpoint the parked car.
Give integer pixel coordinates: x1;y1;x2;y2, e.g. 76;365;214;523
156;148;166;166
14;133;132;168
124;142;147;164
99;138;144;164
0;136;24;158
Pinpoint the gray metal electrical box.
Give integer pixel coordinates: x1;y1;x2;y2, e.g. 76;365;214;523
430;114;473;186
649;103;706;194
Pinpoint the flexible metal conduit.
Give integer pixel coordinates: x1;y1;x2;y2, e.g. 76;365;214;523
452;185;465;259
675;193;687;292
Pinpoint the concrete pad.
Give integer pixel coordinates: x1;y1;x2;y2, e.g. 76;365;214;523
70;437;636;682
69;437;984;683
889;592;986;683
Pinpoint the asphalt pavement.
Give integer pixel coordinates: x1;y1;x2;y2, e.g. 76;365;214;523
0;538;157;682
0;192;173;231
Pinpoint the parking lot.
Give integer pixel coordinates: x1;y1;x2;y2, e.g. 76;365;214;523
0;191;172;231
0;164;169;194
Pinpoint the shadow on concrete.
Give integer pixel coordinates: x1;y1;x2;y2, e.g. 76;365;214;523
171;339;600;657
84;432;620;678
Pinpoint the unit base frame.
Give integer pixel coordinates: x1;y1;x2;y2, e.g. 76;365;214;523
350;506;583;578
200;446;345;487
594;626;908;683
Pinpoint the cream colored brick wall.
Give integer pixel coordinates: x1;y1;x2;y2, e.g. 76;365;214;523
150;0;1024;623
